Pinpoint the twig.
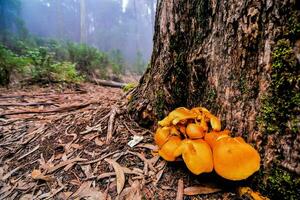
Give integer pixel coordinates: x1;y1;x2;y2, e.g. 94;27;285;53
17;145;40;161
176;179;184;200
47;157;87;173
106;106;119;144
79;151;118;165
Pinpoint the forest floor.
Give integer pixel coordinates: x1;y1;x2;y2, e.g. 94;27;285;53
0;83;241;200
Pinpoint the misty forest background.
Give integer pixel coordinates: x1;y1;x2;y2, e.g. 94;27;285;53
0;0;156;85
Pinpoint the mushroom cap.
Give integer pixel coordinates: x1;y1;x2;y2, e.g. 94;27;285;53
158;107;197;126
174;139;213;175
154;127;170;148
158;136;182;161
209;115;221;131
204;130;231;148
170;126;181;136
191;107;221;131
213;137;260;180
178;124;186;135
186;123;205;139
191;107;210;115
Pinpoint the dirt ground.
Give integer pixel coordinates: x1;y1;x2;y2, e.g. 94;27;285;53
0;83;244;200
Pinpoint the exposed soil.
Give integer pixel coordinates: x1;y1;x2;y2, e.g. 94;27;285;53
0;83;242;200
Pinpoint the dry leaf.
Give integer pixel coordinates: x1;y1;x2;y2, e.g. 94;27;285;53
19;194;33;200
95;137;104;146
57;191;72;200
31;169;53;182
119;180;142;200
81;165;93;178
71;181;106;200
136;143;158;150
183;186;222;195
2;165;23;181
47;157;86;173
104;158;125;194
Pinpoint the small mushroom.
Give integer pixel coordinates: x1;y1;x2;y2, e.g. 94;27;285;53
186;123;205;139
191;107;221;131
158;136;182;161
158;107;197;126
204;130;231;148
212;135;261;180
154;127;170;148
178;124;186;135
170;126;181;136
174;139;213;175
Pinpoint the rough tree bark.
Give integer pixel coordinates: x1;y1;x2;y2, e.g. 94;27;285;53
128;0;299;198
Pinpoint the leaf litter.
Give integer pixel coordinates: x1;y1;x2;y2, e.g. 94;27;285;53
0;83;242;199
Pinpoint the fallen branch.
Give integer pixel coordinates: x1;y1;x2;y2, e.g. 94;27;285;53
0;102;56;107
0;102;94;117
0;91;87;99
18;145;40;161
91;78;127;88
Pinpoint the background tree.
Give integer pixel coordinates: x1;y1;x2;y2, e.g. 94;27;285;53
80;0;87;44
128;0;300;199
20;0;156;70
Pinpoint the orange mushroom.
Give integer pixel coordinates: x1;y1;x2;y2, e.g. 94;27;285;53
178;124;186;135
154;127;170;148
204;130;231;148
155;106;261;181
170;126;181;136
186;123;205;139
191;107;221;131
211;136;260;180
158;136;182;161
174;139;213;175
158;107;197;126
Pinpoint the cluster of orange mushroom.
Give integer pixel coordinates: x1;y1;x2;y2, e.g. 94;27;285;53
154;107;260;181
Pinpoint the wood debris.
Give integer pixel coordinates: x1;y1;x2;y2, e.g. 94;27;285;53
0;83;241;199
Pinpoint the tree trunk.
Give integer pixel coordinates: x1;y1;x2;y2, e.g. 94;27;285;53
56;0;64;38
80;0;87;43
128;0;300;198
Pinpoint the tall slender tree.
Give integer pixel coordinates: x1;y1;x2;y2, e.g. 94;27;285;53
80;0;87;43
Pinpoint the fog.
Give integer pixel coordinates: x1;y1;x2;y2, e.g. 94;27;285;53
20;0;156;65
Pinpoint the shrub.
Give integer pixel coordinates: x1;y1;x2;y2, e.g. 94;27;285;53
27;47;82;83
0;45;29;85
109;49;125;75
67;43;109;78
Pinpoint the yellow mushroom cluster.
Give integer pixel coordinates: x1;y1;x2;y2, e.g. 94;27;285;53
154;107;261;181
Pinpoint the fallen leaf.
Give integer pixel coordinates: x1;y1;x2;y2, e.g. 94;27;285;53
47;157;86;173
95;137;104;146
31;169;53;182
104;158;125;194
183;186;222;195
81;165;93;178
2;165;23;181
119;180;142;200
19;194;33;200
71;181;106;200
136;143;158;150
